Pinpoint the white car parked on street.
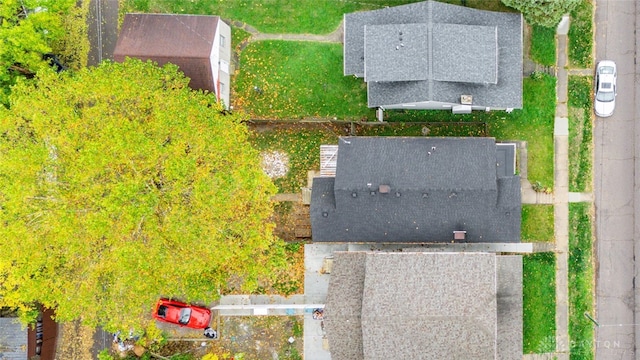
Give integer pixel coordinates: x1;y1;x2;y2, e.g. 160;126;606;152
594;60;617;117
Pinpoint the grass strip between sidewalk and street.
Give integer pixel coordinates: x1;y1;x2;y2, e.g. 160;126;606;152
569;202;595;359
568;76;593;193
568;0;594;68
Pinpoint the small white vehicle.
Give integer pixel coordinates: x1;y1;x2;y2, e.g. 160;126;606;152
594;60;617;117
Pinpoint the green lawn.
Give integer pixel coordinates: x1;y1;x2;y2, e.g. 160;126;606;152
530;25;556;66
240;52;555;187
234;41;370;120
122;0;512;34
248;123;342;193
232;27;252;52
122;0;399;33
522;205;554;242
523;252;557;353
569;202;595;359
356;122;487;137
489;74;557;188
569;0;594;68
568;76;593;192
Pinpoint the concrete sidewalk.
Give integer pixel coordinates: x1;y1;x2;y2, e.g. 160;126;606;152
552;16;571;360
550;15;599;359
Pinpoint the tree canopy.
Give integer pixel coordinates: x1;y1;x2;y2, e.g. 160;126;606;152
0;0;77;105
501;0;580;28
0;59;283;331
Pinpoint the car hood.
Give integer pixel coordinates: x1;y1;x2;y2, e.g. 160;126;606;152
595;99;615;117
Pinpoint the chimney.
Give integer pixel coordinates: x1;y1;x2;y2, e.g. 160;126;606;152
453;230;467;241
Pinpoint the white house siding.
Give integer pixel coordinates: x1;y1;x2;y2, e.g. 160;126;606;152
210;20;232;109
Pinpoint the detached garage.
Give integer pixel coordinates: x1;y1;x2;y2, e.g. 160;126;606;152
114;13;232;109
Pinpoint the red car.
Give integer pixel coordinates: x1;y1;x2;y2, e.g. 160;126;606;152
152;299;212;329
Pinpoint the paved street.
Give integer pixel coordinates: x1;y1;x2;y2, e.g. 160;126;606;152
594;0;638;358
87;0;118;66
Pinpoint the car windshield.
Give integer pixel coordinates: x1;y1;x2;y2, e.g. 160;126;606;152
596;89;615;102
599;66;615;74
157;305;168;318
179;308;192;324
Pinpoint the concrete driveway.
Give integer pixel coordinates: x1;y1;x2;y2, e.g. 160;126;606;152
594;0;638;358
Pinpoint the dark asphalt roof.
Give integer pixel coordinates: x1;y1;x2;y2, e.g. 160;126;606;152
325;252;523;360
113;13;220;92
344;0;523;109
496;143;516;177
310;137;521;242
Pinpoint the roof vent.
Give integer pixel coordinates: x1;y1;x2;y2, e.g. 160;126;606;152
461;95;473;105
379;184;391;194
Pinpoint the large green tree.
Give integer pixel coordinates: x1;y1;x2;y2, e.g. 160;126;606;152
0;0;77;105
0;59;283;331
501;0;580;28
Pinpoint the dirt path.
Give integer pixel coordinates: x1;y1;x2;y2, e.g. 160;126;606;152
56;320;95;360
232;20;344;44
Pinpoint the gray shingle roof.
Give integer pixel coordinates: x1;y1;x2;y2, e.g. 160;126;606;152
323;252;366;360
496;143;516;177
497;255;524;360
432;23;497;84
325;252;523;360
344;0;522;109
364;23;429;82
310;137;521;242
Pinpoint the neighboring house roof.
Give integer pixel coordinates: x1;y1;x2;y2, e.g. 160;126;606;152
344;0;523;109
310;137;521;242
113;13;220;92
324;251;523;360
0;318;27;360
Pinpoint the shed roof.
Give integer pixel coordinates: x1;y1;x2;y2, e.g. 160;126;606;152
113;13;220;92
114;13;218;58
